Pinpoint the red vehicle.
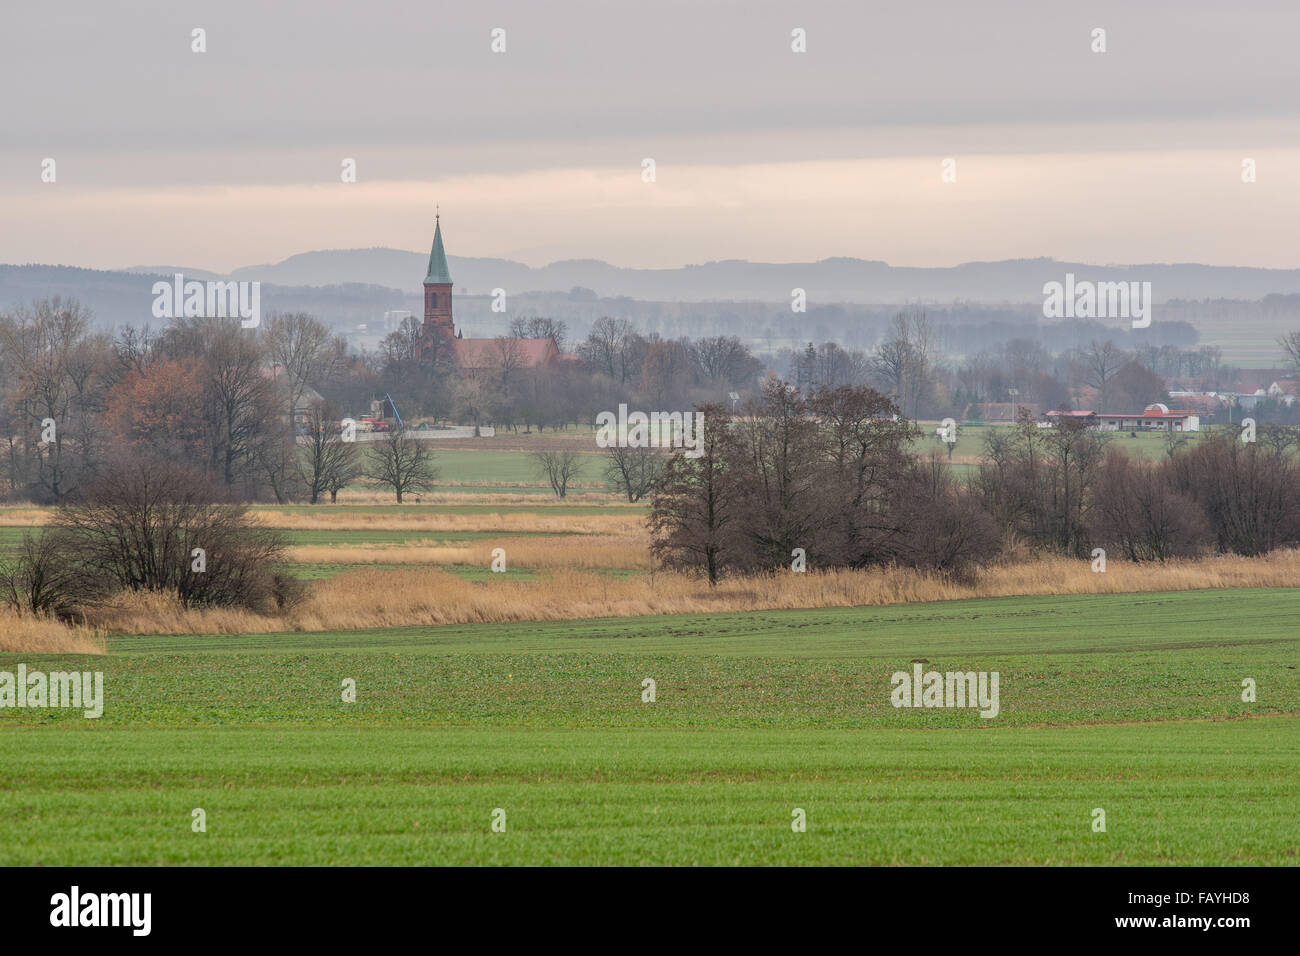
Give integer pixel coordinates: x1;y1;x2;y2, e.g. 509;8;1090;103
360;416;389;432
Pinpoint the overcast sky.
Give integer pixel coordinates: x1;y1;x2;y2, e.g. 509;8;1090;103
3;0;1300;271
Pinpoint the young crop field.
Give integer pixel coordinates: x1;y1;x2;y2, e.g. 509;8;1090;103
367;447;605;492
3;447;1298;867
2;589;1296;865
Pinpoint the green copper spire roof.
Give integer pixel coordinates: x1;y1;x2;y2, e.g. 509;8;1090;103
424;216;452;285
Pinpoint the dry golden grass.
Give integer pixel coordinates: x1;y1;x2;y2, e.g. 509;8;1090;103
288;534;653;570
0;508;49;527
83;551;1300;636
3;494;639;516
0;610;105;655
80;590;265;637
251;509;645;535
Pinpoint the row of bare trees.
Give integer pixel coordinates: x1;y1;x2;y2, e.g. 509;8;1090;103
377;313;766;431
1;300;447;505
0;299;357;503
0;299;106;501
975;415;1300;561
787;319;1180;424
649;381;998;583
278;405;440;504
650;393;1300;584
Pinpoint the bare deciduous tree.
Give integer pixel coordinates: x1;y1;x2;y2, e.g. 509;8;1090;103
509;316;568;353
0;298;109;502
493;335;527;390
299;401;361;505
692;335;754;385
602;444;664;502
871;310;933;419
1084;339;1126;412
1278;330;1300;375
532;449;583;499
0;530;85;618
649;404;741;585
364;427;439;503
1169;432;1300;556
1257;423;1300;460
264;312;342;416
157;316;277;490
580;317;645;384
112;324;157;376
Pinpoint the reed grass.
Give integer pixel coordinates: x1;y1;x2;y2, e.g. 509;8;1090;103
287;534;652;570
0;611;106;654
251;510;644;535
78;551;1300;636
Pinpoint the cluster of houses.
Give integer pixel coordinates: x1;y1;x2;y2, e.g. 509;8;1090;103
965;379;1300;434
1168;380;1299;413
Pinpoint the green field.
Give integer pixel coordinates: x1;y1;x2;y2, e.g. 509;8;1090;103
929;424;1206;462
370;447;604;491
2;589;1296;865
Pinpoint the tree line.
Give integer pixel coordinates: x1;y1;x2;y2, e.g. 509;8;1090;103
0;302;765;504
650;380;997;583
649;389;1300;583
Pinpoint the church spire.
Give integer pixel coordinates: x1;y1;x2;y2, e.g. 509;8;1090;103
424;213;452;285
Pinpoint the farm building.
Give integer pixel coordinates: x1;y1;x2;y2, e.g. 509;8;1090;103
1045;403;1200;432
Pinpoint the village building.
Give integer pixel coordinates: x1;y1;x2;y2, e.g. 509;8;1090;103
1165;392;1223;420
1165;371;1299;416
1267;380;1299;407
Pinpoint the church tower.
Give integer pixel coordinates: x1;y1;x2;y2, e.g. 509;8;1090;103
420;212;454;357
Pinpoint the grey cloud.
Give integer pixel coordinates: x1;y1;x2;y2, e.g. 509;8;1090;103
4;0;1299;155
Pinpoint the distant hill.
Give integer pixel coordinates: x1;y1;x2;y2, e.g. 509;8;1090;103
6;257;1300;365
0;265;406;330
169;250;1300;303
121;265;224;281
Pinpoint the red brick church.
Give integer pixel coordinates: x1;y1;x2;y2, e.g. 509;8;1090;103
414;215;565;371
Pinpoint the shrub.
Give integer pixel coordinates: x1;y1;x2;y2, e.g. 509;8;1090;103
51;455;290;611
0;530;89;619
1167;433;1300;556
888;456;1001;577
648;385;1002;581
1087;450;1212;561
